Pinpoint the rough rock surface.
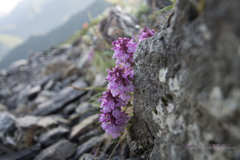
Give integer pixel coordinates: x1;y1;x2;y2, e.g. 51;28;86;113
129;0;240;159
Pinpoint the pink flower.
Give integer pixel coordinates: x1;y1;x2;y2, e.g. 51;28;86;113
138;27;155;42
99;27;154;138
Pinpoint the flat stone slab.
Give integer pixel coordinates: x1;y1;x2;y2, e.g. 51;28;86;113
33;139;76;160
38;126;69;147
33;78;87;116
70;114;98;140
28;85;41;100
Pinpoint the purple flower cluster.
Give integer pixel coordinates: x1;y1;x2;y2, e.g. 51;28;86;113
112;37;138;67
99;28;154;138
138;27;155;42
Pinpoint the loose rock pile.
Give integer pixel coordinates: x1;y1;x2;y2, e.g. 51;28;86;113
0;36;141;160
0;4;170;159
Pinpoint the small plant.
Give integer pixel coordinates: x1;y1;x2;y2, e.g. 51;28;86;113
154;0;175;14
98;27;155;138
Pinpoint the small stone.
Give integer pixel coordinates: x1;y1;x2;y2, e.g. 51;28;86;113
17;116;40;128
0;112;20;140
28;85;41;100
43;79;54;90
37;116;67;128
62;103;77;117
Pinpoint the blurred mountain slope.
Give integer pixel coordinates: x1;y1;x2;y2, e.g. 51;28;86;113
0;34;23;59
0;0;96;39
0;0;110;69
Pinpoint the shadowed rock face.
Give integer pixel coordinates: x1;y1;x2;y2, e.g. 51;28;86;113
98;6;139;42
129;0;240;159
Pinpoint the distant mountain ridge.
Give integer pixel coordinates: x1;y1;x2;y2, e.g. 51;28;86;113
0;0;110;69
0;0;96;59
0;0;96;39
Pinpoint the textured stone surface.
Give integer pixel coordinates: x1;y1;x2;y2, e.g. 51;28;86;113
129;0;240;159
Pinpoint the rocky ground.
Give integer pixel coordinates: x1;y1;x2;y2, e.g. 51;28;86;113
0;1;171;159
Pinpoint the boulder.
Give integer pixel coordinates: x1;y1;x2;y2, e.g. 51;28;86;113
129;0;240;159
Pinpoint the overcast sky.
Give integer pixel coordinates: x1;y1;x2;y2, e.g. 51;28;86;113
0;0;24;17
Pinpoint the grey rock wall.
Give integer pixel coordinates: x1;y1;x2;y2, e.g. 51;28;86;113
129;0;240;159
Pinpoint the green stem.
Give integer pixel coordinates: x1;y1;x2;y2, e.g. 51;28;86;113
69;84;107;91
153;4;174;14
113;26;133;38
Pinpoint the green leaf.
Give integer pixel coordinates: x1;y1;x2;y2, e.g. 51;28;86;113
153;5;174;14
